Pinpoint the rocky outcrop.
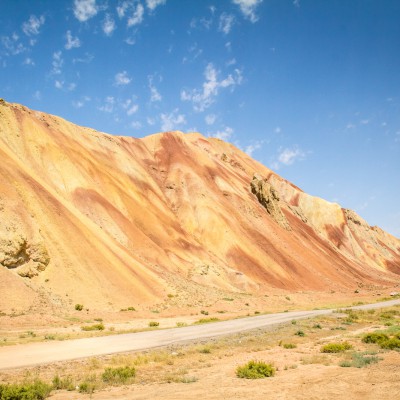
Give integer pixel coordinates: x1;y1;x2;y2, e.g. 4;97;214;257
250;174;291;230
0;234;50;278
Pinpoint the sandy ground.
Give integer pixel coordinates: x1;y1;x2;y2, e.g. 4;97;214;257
48;341;400;400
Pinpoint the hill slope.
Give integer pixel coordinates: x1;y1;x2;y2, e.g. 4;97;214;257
0;100;399;313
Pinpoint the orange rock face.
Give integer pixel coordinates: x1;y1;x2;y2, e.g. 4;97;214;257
0;101;399;311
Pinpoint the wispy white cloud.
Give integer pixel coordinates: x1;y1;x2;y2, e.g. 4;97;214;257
125;37;136;45
146;0;166;11
122;98;139;115
181;63;243;112
1;33;27;56
33;90;42;100
210;126;233;141
272;146;306;169
274;126;281;134
99;96;115;113
65;30;81;50
51;51;63;75
22;15;45;36
160;109;186;131
117;1;130;18
148;75;162;102
219;13;235;34
244;141;262;156
114;71;131;86
72;96;91;108
128;3;144;26
131;121;142;129
360;119;370;125
23;57;35;66
147;117;156;126
293;0;300;7
346;123;356;129
73;0;98;22
182;42;203;64
205;114;216;125
73;53;94;64
55;80;76;91
232;0;263;23
102;14;116;36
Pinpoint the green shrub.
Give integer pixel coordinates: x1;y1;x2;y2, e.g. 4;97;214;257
78;382;95;394
194;318;220;324
283;343;297;349
321;342;352;353
379;338;400;350
148;321;159;327
52;375;74;391
102;366;136;384
236;360;275;379
0;380;52;399
198;346;211;354
75;304;83;311
200;310;209;315
351;352;380;368
295;330;305;337
313;324;322;329
362;332;389;344
81;323;105;331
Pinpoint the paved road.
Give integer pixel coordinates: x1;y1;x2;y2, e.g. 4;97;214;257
0;299;399;370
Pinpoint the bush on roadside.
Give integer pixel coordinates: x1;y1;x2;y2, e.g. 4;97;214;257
81;323;105;331
362;332;389;344
102;366;136;384
0;380;52;400
236;360;275;379
321;342;352;353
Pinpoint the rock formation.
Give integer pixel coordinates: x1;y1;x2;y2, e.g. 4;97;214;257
250;174;291;230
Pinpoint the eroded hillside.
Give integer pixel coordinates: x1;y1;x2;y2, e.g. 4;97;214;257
0;100;399;313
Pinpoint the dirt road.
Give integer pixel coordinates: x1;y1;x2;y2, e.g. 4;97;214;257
1;299;399;370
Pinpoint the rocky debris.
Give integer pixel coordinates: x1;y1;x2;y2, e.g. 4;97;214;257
288;205;308;224
344;209;370;229
250;174;291;230
0;234;50;278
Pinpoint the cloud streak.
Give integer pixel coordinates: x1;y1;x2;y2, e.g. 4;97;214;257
22;15;45;36
65;31;81;50
232;0;263;23
73;0;98;22
181;63;243;112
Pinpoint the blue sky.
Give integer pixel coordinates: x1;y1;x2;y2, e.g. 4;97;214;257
1;0;399;237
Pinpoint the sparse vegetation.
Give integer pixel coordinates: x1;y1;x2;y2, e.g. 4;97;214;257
200;310;209;315
236;360;275;379
148;321;159;327
81;323;105;331
75;304;84;311
379;338;400;350
321;342;352;353
102;366;136;384
0;380;52;400
282;343;297;349
295;330;305;337
52;375;74;391
340;352;380;368
194;317;220;324
362;332;389;344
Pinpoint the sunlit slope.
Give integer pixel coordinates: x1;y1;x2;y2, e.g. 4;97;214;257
0;100;399;311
